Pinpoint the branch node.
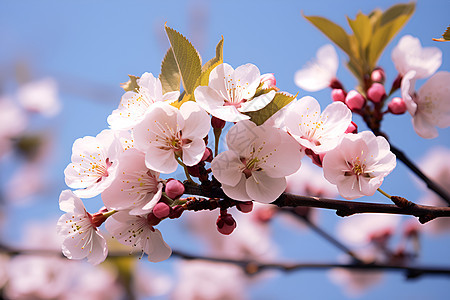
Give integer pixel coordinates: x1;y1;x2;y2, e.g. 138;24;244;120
336;209;354;217
418;214;436;224
391;196;414;208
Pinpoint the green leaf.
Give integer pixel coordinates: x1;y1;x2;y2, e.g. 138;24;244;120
246;92;297;126
303;14;353;57
347;12;372;51
120;75;140;92
165;25;202;95
159;47;181;94
433;25;450;42
197;37;224;87
368;2;415;66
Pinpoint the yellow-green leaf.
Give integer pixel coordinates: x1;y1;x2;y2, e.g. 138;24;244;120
165;25;202;95
159;47;181;94
246;92;297;126
303;14;353;57
368;3;415;66
120;75;140;92
170;92;193;109
347;12;372;51
433;25;450;42
197;37;224;87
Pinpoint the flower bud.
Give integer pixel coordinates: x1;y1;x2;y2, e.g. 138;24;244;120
169;205;184;219
345;90;365;111
260;73;278;90
90;212;108;228
387;97;407;115
345;121;358;134
147;213;161;226
255;207;275;223
211;116;226;129
367;83;386;103
201;147;213;162
371;68;385;83
331;89;345;102
216;211;237;235
236;201;253;213
152;202;171;219
165;179;185;199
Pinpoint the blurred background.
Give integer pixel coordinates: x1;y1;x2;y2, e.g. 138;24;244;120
0;0;449;299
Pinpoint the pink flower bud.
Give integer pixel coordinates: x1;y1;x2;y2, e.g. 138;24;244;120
331;89;345;102
165;179;185;199
152;202;171;219
371;68;385;83
345;121;358;134
211;116;226;129
387;97;407;115
255;207;275;223
236;201;253;213
216;211;237;235
367;83;386;103
260;73;278;90
345;90;365;111
169;205;184;219
147;213;161;226
201;147;213;162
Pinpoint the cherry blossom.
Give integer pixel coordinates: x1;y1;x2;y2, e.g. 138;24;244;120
101;148;163;215
56;190;108;265
322;131;396;200
107;72;180;130
194;63;276;122
294;44;339;92
284;96;352;154
171;261;247;300
64;129;121;198
401;70;450;139
16;77;60;117
211;120;303;203
391;35;442;79
105;211;172;262
133;101;210;174
0;97;28;158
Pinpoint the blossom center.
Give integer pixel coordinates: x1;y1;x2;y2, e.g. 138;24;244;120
240;157;261;178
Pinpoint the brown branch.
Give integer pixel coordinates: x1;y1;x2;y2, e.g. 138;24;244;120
1;244;448;279
183;183;450;224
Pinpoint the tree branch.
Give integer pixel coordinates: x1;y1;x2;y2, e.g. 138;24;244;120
1;244;449;279
183;184;450;224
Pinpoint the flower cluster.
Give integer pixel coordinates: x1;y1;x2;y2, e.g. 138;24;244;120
59;22;450;267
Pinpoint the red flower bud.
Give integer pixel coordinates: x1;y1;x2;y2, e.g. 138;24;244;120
387;97;407;115
211;116;226;129
345;121;358;134
236;201;253;213
331;89;346;102
165;179;185;199
216;211;237;235
371;68;385;83
367;83;386;103
345;90;365;111
152;202;171;219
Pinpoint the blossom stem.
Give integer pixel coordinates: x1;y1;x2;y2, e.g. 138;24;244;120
377;188;392;199
213;128;222;157
176;156;195;184
103;209;117;218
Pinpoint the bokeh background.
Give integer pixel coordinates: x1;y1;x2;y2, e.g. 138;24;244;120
0;0;449;299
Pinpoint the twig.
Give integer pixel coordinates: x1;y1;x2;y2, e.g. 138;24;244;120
183;184;450;224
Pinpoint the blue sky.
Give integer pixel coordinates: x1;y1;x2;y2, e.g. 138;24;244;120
1;0;450;299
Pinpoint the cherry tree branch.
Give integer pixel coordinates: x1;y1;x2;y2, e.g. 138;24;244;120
1;244;449;279
183;184;450;224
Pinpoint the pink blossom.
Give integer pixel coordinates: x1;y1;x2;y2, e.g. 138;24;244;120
194;63;276;122
294;44;338;91
64;129;122;198
56;190;108;265
211;120;303;203
285;96;352;154
101;148;163;215
133;101;210;174
392;35;442;79
322;131;396;200
107;72;180;130
401;70;450;139
171;261;247;300
0;97;27;158
105;211;172;262
17;77;60;117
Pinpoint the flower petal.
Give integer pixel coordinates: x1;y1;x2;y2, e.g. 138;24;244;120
246;172;286;203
